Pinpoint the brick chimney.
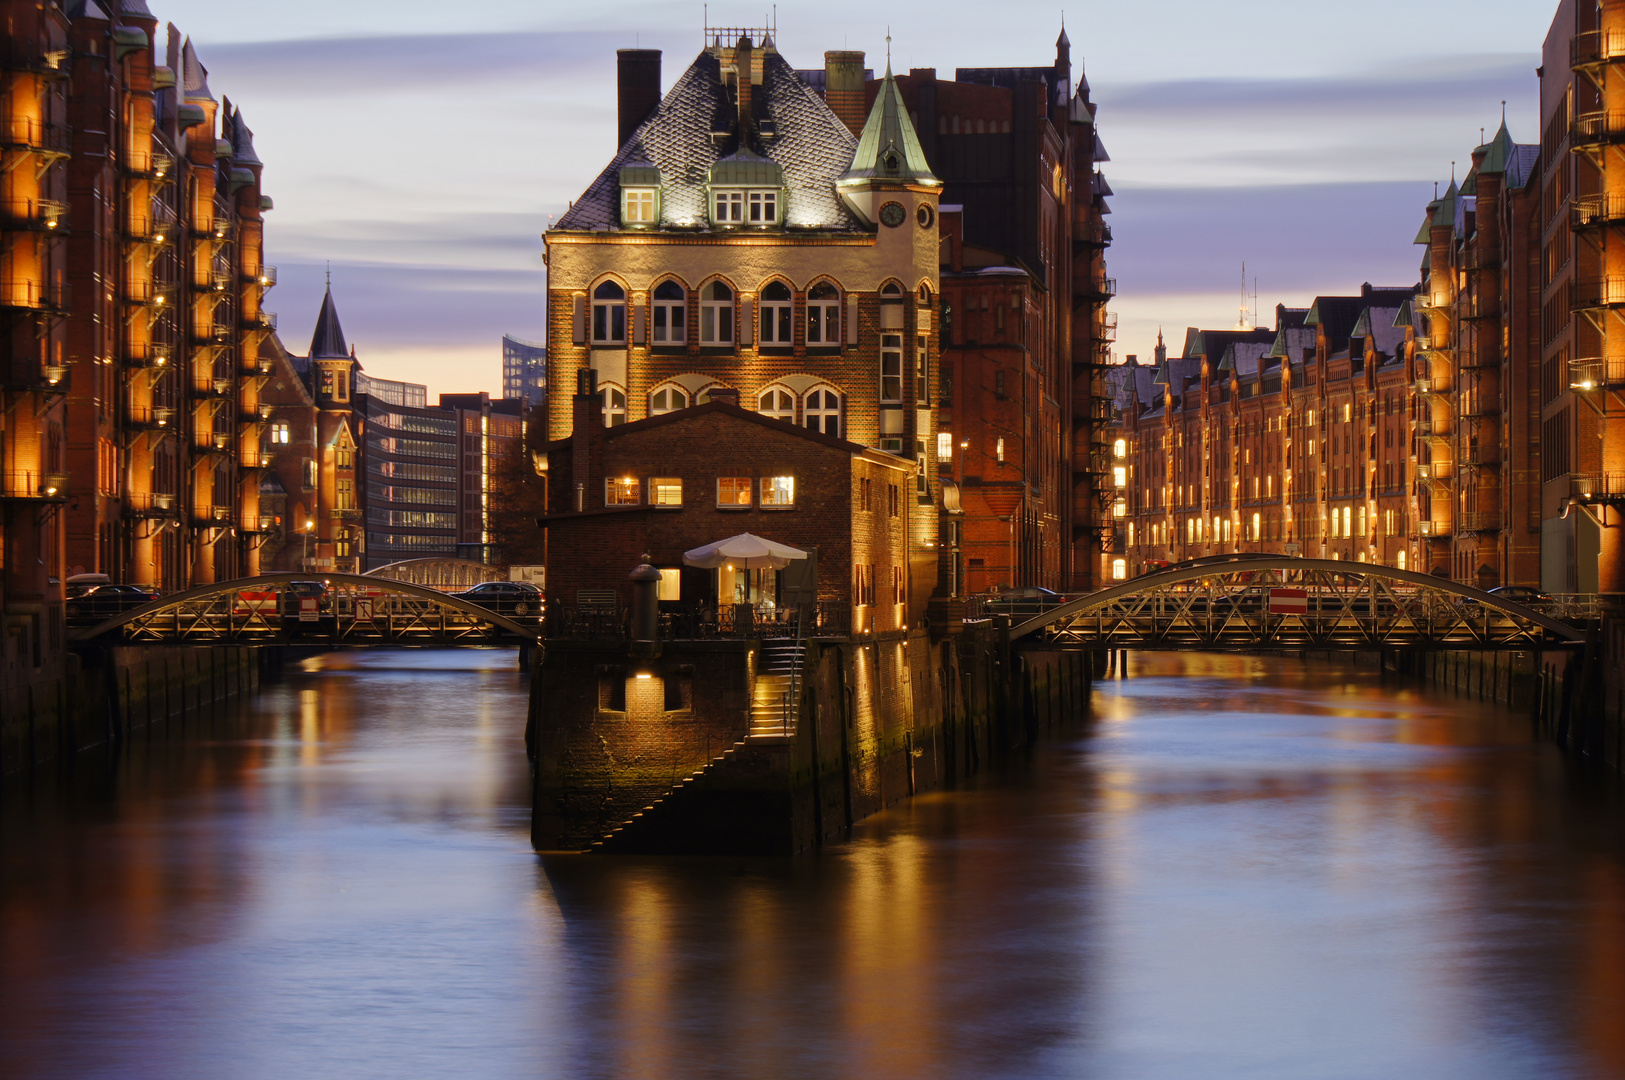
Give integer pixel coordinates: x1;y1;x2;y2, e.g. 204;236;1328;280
572;368;604;511
824;51;866;136
734;35;754;140
616;49;662;149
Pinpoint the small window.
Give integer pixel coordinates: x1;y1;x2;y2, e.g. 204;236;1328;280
649;385;688;415
918;281;932;304
592;280;627;343
700;281;734;344
880;333;903;402
652;280;686;343
807;282;840;344
337;447;353;469
1112;558;1127;580
336;478;355;509
760;476;794;508
804;386;841;436
606;476;640;505
759;387;795;422
937;431;953;461
601;384;627;426
650;477;683;506
271;422;290;444
714;190;744;223
880;281;904;296
760;281;793;344
717;477;752;507
748;190;778;224
623;188;657;224
915;343;927;405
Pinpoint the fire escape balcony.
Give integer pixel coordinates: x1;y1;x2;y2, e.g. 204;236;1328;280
245;264;276;288
1416;461;1453;482
0;116;71;159
1571;111;1625;148
122;279;175;307
192;430;235;455
1571;474;1625;506
1076;278;1116;304
1073;222;1111;248
1571;194;1625;231
245;309;277;331
1;356;69;395
1570;357;1625;414
1570;278;1625;313
123;342;171;369
124;491;176;518
0;40;71;80
0;198;68;232
121;146;175;181
189;320;235;346
0;470;69;502
190;504;237;530
124;404;174;430
193;272;234;295
192;218;236;244
122;213;175;246
1457;511;1502;534
1572;30;1625;70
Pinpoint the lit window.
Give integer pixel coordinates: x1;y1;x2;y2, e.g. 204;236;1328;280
652;280;686;343
804;386;841;436
915;342;928;404
937;431;953;461
717;477;752;507
606;476;640;505
336;479;355;509
271;422;290;444
601;384;626;426
1343;505;1353;537
1397;549;1407;570
1113;438;1127;458
760;475;794;507
650;477;683;506
623;187;657;224
807;282;840;344
1112;558;1127;580
591;280;626;343
995;437;1004;463
1114;498;1126;518
715;190;744;223
760;281;793;344
337;448;353;469
880;333;903;402
748;189;778;224
700;281;734;344
759;387;795;422
649;385;688;415
1113;466;1127;488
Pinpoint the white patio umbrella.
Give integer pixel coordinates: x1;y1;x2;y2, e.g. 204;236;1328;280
682;533;808;570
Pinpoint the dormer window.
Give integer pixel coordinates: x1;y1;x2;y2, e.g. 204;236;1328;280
708;152;784;229
623;188;657;225
715;191;744;223
748;190;777;223
712;188;778;226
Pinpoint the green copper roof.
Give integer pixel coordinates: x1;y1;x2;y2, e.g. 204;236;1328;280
1478;119;1515;176
1460;170;1478;196
840;66;939;185
1431;179;1457;228
709;149;782;186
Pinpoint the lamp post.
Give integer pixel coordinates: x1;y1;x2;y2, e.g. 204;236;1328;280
302;518;314;567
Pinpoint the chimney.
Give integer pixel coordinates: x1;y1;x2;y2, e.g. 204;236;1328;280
735;35;754;140
617;49;662;149
824;51;867;136
572;369;603;510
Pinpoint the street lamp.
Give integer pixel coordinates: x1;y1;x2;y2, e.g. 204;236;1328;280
302;518;315;566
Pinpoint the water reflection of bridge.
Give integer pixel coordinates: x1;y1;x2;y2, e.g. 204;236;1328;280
997;557;1590;652
67;572;540;648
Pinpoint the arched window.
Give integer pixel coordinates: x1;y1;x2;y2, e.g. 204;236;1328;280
652;280;686;344
700;281;733;344
601;384;626;426
649;385;688;415
804;386;841;437
918;282;932;305
759;386;795;422
760;282;793;344
880;281;903;297
807;282;840;344
592;281;626;344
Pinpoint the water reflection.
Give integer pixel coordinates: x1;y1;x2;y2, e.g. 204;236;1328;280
0;649;1623;1079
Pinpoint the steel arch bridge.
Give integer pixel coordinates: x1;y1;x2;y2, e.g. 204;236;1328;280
68;573;541;647
363;557;506;590
1004;557;1589;651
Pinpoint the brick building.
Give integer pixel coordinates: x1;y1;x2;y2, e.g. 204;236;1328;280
544;28;944;615
540;381;913;632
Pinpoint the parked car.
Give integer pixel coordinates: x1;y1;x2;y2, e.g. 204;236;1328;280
449;581;544;621
66;583;158;624
65;572;112;599
1487;586;1548;607
280;580;331;620
981;586;1068;619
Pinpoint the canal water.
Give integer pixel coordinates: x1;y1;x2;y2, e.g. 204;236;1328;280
2;649;1624;1079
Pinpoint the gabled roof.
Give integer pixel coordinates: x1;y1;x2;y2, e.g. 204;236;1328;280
309;286;349;360
1305;286;1416;342
841;65;939;185
555;47;862;232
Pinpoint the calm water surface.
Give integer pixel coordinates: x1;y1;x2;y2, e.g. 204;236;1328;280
3;648;1625;1079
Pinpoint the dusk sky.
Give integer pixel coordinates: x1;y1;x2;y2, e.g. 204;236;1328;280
153;1;1550;396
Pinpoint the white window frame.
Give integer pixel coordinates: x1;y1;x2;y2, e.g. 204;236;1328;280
649;477;683;506
605;475;640;506
651;281;686;344
804;385;841;436
601;384;627;427
714;190;744;224
622;187;657;225
591;281;627;344
760;475;794;508
880;333;903;402
700;281;734;344
717;476;753;507
758;387;795;423
649;385;689;415
807;283;840;344
747;189;778;224
759;282;793;344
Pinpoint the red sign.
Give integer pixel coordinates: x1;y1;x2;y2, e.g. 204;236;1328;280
235;590;276;615
1269;588;1309;615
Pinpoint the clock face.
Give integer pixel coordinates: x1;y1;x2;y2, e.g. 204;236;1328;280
879;202;906;228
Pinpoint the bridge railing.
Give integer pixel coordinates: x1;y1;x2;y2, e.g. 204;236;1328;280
546;602;852;642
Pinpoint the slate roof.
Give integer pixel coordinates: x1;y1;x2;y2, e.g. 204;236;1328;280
309;286;349;360
1223;342;1273;377
555;47;862;232
119;0;154;14
1351;306;1405;359
181;38;212;103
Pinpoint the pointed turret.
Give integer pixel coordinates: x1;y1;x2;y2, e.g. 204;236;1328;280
1431;178;1458;228
309;285;349;359
1477;119;1516;176
835;61;939;226
231;106;263;167
181;37;213;103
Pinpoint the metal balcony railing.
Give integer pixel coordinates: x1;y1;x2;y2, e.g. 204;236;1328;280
1458;511;1503;533
124;491;176;517
0;197;68;232
0;40;71;78
1568;357;1625;390
0;279;69;312
248;265;277;288
246;309;277;331
1570;474;1625;500
123;279;175;306
125;404;175;429
1;470;69;500
123;342;171;368
1572;29;1625;68
0;115;71;153
1417;520;1445;537
123;145;175;180
1571;194;1625;231
1571;278;1625;311
1572;111;1625;147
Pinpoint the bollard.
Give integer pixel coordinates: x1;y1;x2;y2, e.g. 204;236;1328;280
629;555;663;660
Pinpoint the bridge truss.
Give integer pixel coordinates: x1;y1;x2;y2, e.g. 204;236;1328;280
68;573;541;647
1006;558;1589;651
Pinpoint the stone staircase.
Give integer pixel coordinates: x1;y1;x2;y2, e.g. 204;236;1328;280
748;638;804;741
589;738;791;854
